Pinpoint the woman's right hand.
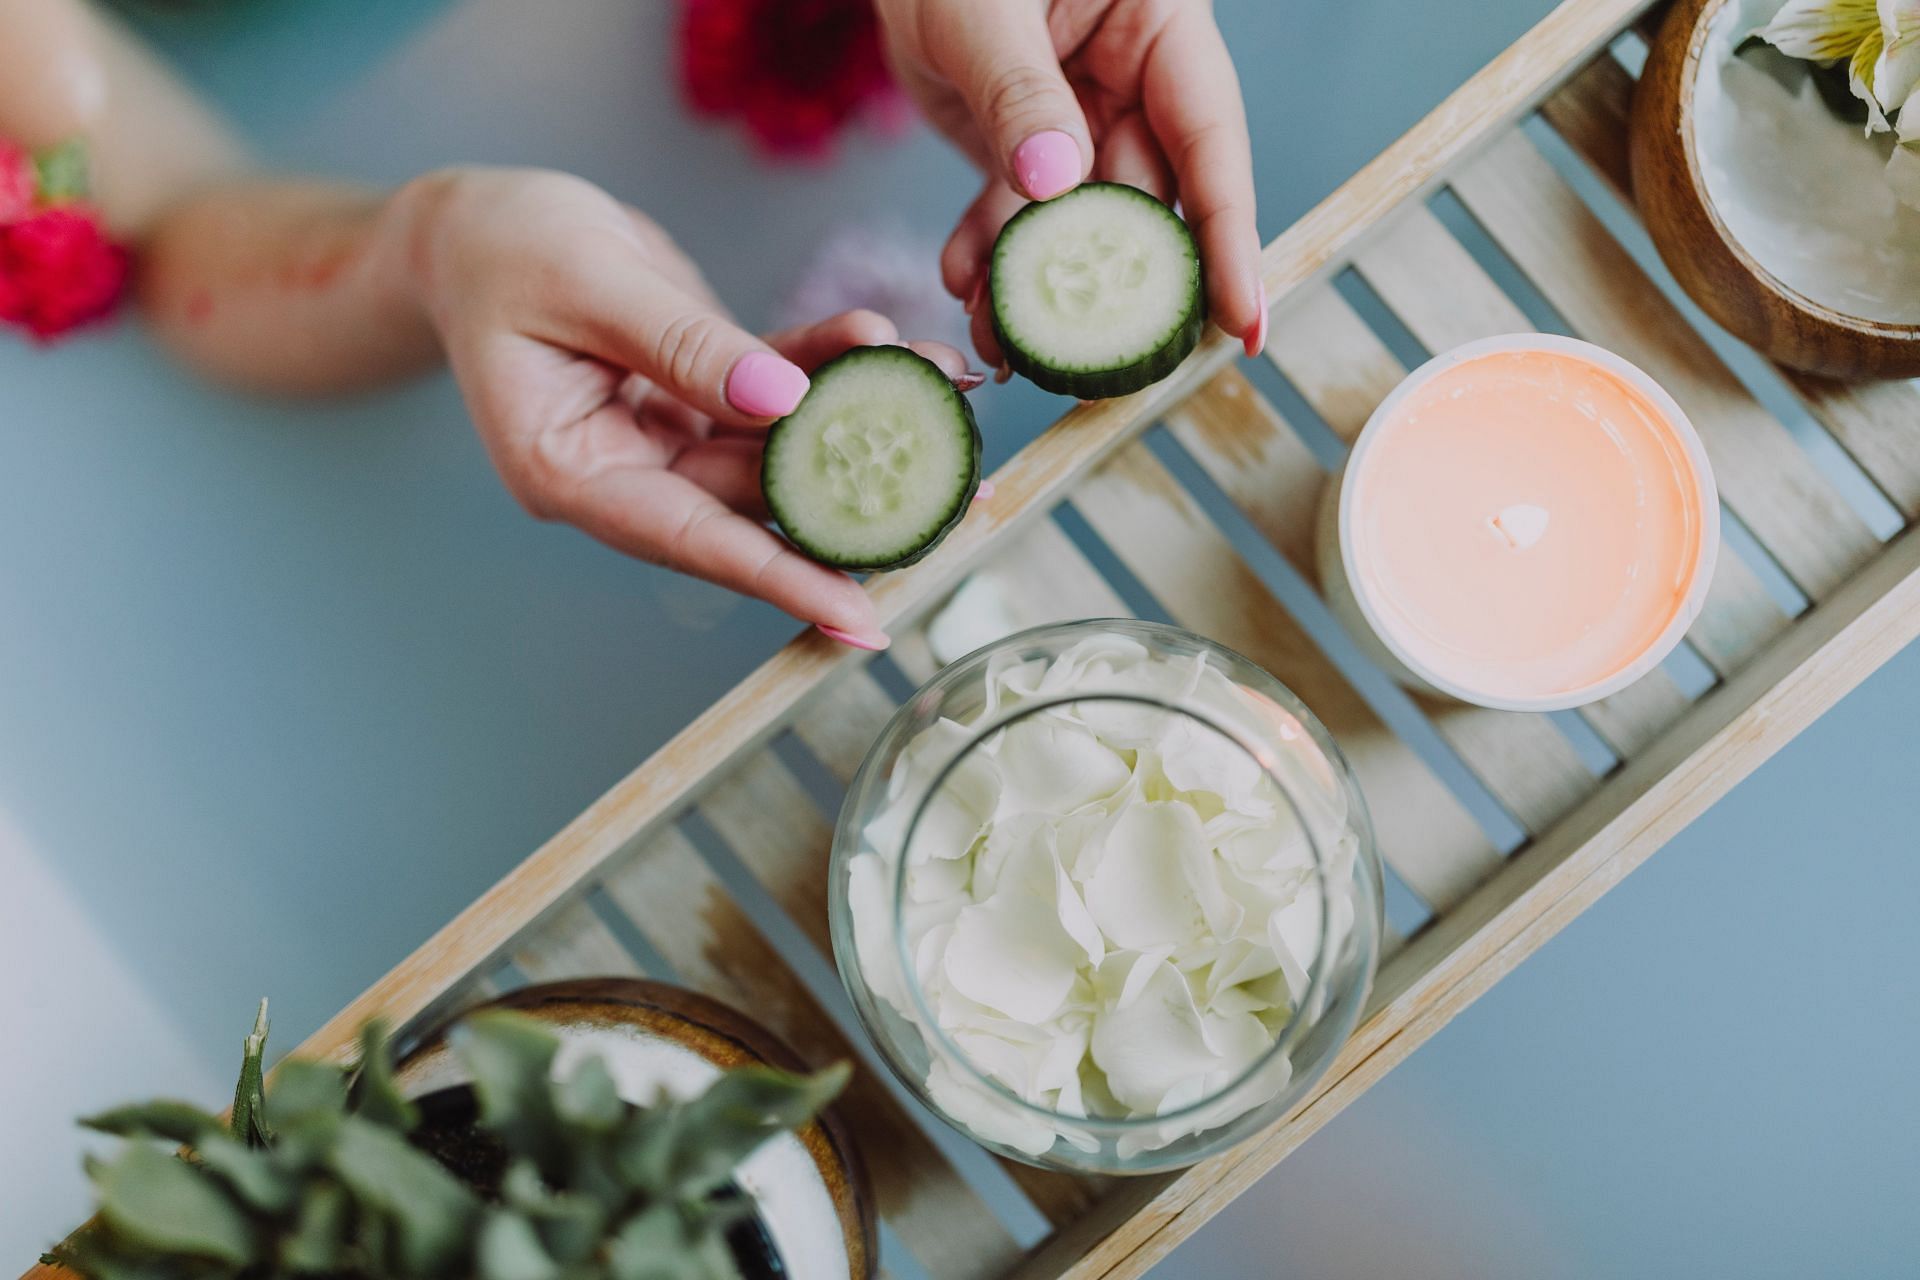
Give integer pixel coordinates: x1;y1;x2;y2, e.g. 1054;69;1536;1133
400;169;976;649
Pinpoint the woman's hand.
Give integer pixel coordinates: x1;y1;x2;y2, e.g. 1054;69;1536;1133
411;169;983;648
143;168;978;648
876;0;1265;366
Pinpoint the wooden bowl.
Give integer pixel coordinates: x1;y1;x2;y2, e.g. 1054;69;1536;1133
400;978;879;1280
1631;0;1920;378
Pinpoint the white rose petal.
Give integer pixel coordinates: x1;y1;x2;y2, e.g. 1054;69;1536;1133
1084;802;1211;951
992;714;1131;817
1090;958;1223;1113
945;896;1082;1023
926;1058;1059;1157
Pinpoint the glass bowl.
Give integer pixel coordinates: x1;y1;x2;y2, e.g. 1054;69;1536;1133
827;619;1382;1174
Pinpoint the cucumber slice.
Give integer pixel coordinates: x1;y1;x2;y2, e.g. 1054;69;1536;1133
990;182;1206;399
763;346;981;572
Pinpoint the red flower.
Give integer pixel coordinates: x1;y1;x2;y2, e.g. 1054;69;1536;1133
677;0;905;159
0;206;131;341
0;138;34;224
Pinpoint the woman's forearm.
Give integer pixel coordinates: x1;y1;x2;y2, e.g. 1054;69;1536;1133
138;176;448;395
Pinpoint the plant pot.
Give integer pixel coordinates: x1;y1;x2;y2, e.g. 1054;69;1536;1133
1631;0;1920;378
397;978;877;1280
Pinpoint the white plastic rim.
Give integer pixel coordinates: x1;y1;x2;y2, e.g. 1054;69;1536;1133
1326;333;1721;714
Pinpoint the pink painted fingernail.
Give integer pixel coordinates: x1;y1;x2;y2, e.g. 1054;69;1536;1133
1012;130;1081;200
817;623;891;651
973;480;996;503
727;352;810;418
1245;282;1269;359
953;370;987;392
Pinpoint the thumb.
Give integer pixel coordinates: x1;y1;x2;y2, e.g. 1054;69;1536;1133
934;0;1090;200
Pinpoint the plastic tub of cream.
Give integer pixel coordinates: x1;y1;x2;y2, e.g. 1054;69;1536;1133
1317;334;1719;712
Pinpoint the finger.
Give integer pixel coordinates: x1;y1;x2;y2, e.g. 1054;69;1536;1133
903;339;980;385
559;270;811;427
969;299;1004;371
941;179;1026;300
923;0;1091;200
669;437;769;517
1143;7;1263;349
551;453;881;639
1094;111;1176;204
763;309;900;369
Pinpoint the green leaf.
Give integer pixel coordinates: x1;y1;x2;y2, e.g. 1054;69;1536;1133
92;1145;256;1265
497;1162;607;1266
230;999;274;1148
658;1063;850;1199
266;1060;349;1133
191;1133;297;1214
279;1182;350;1274
554;1054;622;1133
475;1212;561;1280
346;1018;419;1133
604;1204;732;1280
456;1012;567;1177
80;1100;226;1146
329;1115;481;1275
33;139;89;203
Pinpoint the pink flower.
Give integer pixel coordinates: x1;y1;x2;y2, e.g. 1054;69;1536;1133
0;139;34;224
0;206;130;341
676;0;906;159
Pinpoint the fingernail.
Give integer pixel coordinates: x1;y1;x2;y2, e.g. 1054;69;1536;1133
726;352;810;418
1013;130;1081;200
965;277;986;316
953;370;987;391
973;480;996;503
1244;282;1269;359
817;623;891;651
994;362;1012;385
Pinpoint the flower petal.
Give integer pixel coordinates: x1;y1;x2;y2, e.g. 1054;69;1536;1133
944;896;1082;1023
991;713;1130;818
1759;0;1882;62
1089;957;1222;1112
1084;802;1211;951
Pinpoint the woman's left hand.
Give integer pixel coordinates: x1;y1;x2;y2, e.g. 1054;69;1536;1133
875;0;1265;365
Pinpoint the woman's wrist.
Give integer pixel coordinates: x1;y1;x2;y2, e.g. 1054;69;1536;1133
381;167;469;340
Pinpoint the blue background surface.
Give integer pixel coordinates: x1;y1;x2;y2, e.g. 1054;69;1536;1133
2;1;1916;1273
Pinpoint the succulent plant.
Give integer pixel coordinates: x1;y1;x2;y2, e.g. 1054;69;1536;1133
48;1000;849;1280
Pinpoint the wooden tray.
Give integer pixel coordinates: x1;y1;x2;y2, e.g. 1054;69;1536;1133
213;1;1920;1276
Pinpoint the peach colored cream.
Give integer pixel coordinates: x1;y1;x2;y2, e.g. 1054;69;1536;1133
1348;346;1707;702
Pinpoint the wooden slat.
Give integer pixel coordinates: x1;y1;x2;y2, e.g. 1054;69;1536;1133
1451;130;1879;601
1576;667;1693;759
1346;203;1790;690
600;829;1024;1278
791;666;902;785
1008;521;1920;1280
1777;375;1920;521
1072;442;1502;909
511;897;646;982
